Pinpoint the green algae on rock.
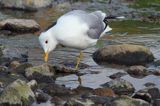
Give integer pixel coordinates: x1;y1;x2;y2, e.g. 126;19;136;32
25;64;55;83
0;79;35;106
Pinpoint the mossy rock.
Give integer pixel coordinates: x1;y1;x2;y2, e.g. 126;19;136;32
112;95;150;106
25;64;55;83
101;79;135;95
0;79;35;106
93;44;154;66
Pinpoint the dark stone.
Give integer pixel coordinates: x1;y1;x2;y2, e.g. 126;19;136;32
109;72;127;79
42;83;74;97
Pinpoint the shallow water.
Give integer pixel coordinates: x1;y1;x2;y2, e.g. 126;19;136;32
0;7;160;92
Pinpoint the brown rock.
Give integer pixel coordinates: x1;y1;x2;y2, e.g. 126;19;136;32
0;19;40;33
93;44;154;66
93;88;115;97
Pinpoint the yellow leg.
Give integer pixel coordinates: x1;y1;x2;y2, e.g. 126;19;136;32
75;51;83;70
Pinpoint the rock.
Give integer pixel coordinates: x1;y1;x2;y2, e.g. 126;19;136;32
152;70;160;76
127;65;149;78
51;96;65;106
27;80;37;90
73;86;93;95
35;90;51;104
0;72;27;87
0;79;35;106
0;19;40;33
65;97;95;106
0;0;53;11
153;99;160;106
144;82;156;87
25;64;55;83
133;87;160;103
93;44;154;66
1;47;28;63
132;92;152;103
14;63;33;75
112;95;150;106
109;72;127;79
82;94;114;106
93;88;115;97
53;61;89;73
42;83;74;97
101;79;135;95
9;60;20;69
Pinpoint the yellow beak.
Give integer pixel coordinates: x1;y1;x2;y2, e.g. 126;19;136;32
44;52;49;62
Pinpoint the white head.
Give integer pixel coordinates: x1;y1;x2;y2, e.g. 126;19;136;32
39;31;58;62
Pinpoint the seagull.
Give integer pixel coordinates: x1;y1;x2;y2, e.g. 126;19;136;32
39;10;124;70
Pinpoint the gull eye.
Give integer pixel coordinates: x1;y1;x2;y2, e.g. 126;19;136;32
45;40;48;44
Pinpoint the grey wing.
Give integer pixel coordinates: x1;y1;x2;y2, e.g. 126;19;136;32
86;11;106;39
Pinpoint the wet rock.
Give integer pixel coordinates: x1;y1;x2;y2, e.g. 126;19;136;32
93;88;115;97
73;86;93;95
1;47;28;63
0;72;27;87
101;79;135;95
133;92;152;103
127;65;149;78
35;90;51;104
9;60;20;69
65;97;95;106
51;96;66;106
42;83;74;97
27;80;37;90
109;72;127;79
112;95;150;106
133;87;160;103
144;82;156;87
93;44;154;66
82;94;114;105
152;70;160;76
0;0;52;11
153;99;160;106
0;19;40;33
0;79;35;106
53;64;78;74
25;64;55;83
14;62;33;75
54;61;89;74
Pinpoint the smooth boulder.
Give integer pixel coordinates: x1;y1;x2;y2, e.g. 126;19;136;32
0;0;52;11
93;44;154;66
0;19;40;33
0;79;35;106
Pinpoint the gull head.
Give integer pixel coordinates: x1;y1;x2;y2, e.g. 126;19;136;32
39;32;57;62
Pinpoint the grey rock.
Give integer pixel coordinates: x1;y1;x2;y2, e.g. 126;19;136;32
0;19;40;33
112;95;150;106
101;79;135;95
93;44;154;66
0;79;35;106
25;64;55;83
0;0;53;11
